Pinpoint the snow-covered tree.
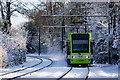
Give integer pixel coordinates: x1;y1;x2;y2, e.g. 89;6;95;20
0;27;27;68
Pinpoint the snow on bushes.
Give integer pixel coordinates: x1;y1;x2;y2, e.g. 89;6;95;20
0;28;27;68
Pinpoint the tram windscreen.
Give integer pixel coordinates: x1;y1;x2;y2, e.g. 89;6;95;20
72;40;89;53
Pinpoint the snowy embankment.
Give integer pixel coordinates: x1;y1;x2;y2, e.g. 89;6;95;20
0;53;118;79
0;28;27;68
0;57;40;73
0;57;40;79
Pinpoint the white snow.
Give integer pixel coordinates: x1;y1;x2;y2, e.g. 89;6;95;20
0;53;118;79
89;66;118;78
0;57;40;73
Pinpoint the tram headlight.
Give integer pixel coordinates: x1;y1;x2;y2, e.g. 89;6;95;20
72;56;76;59
85;55;89;59
72;56;77;59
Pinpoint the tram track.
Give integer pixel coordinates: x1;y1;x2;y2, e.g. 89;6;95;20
1;56;53;80
1;55;91;80
85;67;90;80
0;56;43;76
57;66;90;80
57;67;73;80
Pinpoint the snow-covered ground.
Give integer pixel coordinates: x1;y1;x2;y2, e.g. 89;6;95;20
0;57;39;73
0;53;118;79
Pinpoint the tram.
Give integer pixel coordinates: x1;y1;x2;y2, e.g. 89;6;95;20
65;33;93;66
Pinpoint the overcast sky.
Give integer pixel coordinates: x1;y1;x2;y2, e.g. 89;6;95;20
11;13;28;28
11;0;37;28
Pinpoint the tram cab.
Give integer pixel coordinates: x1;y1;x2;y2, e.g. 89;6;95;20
65;33;93;66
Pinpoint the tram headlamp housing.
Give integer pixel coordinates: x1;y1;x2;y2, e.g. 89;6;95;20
72;55;78;59
72;55;90;59
72;56;76;59
85;55;90;59
85;56;89;58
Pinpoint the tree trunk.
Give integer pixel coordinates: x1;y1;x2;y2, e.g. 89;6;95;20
0;2;11;34
5;2;11;33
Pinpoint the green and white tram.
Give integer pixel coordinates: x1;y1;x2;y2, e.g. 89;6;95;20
65;33;93;66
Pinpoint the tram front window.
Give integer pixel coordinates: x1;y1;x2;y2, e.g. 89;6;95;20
72;40;89;53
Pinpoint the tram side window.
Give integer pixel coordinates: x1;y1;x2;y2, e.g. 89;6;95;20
72;40;89;53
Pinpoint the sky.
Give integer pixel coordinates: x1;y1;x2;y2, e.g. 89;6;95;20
11;13;28;28
11;0;38;28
